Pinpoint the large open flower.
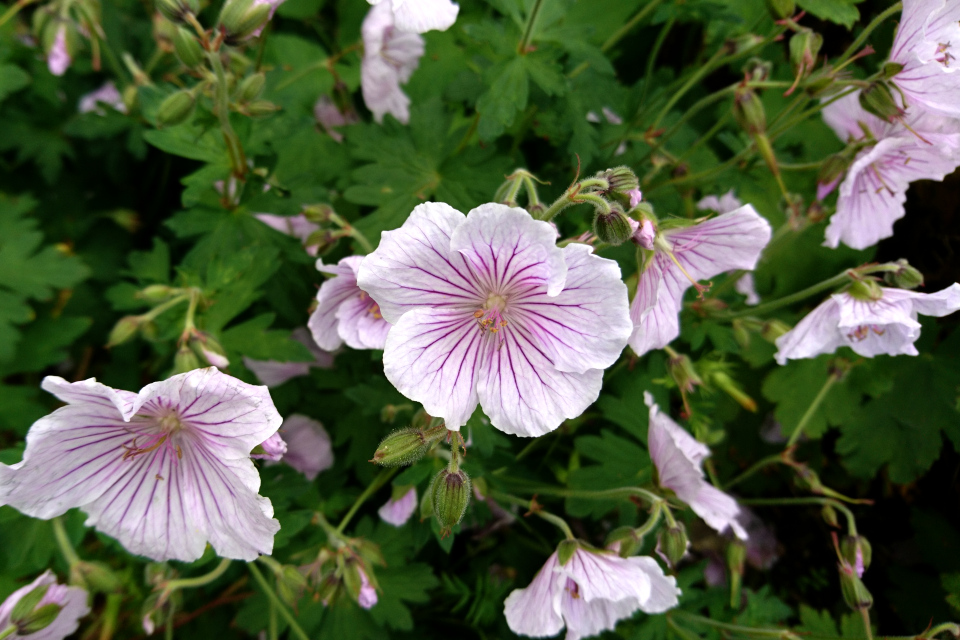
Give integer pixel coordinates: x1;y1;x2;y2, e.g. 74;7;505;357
358;202;632;437
0;368;282;562
889;0;960;117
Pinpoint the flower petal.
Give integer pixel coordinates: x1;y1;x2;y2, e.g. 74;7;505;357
560;549;650;604
335;292;390;350
628;556;680;614
902;283;960;317
560;583;639;640
310;257;366;351
273;414;333;480
0;570;90;640
668;205;772;279
503;553;565;638
378;487;418;526
774;297;845;365
628;256;681;357
390;0;459;33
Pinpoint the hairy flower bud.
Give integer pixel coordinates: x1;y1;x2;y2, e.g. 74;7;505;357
817;152;851;200
431;467;471;534
658;523;688;567
859;82;904;123
593;206;634;246
765;0;795;18
734;88;766;135
822;504;840;528
237;72;266;103
667;352;702;394
742;57;773;82
883;259;924;290
173;346;201;374
136;284;177;302
219;0;272;42
107;316;141;347
276;565;308;607
605;526;643;558
245;99;281;116
71;561;122;593
157;0;200;24
839;562;873;611
372;427;441;467
598;166;639;196
173;26;204;67
789;29;823;78
157;90;196;127
841;535;873;576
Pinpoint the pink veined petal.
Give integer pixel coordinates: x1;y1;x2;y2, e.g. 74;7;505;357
243;358;312;388
378;487;418;526
382;307;486;430
821;91;887;141
560;581;640;640
450;203;567;298
358;202;485;323
559;549;651;604
360;2;424;124
0;570;90;640
689;482;748;540
628;258;681;357
335;292;390;350
503;552;565;638
901;282;960;317
668;205;772;280
476;322;603;437
41;376;138;419
310;258;366;351
389;0;459;33
774;297;846;365
695;190;743;214
511;243;630;374
361;53;413;124
645;392;710;467
272;414;333;480
628;556;680;614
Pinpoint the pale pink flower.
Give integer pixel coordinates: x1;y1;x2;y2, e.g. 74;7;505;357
629;206;771;357
243;327;335;388
735;272;761;306
361;3;424;124
820;90;960;249
255;214;322;256
199;347;230;369
313;96;359;142
366;0;458;33
378;487;417;526
627;189;643;209
357;202;632;437
889;0;960;117
358;568;378;609
269;414;333;480
47;26;71;76
250;0;285;37
646;392;747;539
0;368;282;562
78;82;127;115
252;432;287;461
504;546;679;640
0;571;89;640
774;283;960;364
309;256;391;352
696;190;742;214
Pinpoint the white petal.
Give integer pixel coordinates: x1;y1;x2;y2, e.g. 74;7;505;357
361;54;413;124
242;358;311;388
628;257;680;357
628;556;680;614
695;190;743;214
774;297;845;365
335;292;390;350
903;283;960;317
560;549;650;604
309;258;364;351
391;0;459;33
503;553;565;638
560;583;638;640
645;392;710;468
821;91;886;142
511;243;630;374
688;482;747;540
358;202;483;324
274;414;333;480
41;376;137;418
667;205;772;279
382;308;485;430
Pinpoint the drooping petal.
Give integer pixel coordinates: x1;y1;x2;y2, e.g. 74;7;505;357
735;272;761;306
688;482;748;540
774;298;845;365
628;556;680;614
560;581;639;640
559;549;651;605
361;54;414;124
390;0;459;33
382;308;486;430
378;487;418;526
503;553;565;638
78;81;127;115
358;202;483;323
901;283;960;316
511;243;630;374
0;570;90;640
645;391;710;468
450;203;567;298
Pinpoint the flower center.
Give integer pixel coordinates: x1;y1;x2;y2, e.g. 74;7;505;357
846;324;885;342
360;291;383;319
937;42;955;67
474;293;509;335
122;411;184;463
564;578;581;600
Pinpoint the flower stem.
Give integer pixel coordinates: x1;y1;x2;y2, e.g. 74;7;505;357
718;270;856;320
491;491;575;539
99;593;122;640
0;625;17;640
836;2;902;66
862;608;875;640
207;51;248;181
143;293;190;322
328;211;374;254
0;0;37;29
786;373;839;448
650;47;727;132
672;610;797;638
52;517;81;568
247;563;310;640
164;558;232;593
517;0;546;54
601;0;664;53
503;480;665;506
335;468;397;534
723;454;783;490
742;496;858;536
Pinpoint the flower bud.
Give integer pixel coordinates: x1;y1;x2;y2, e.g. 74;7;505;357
761;319;791;343
605;526;643;558
71;561;122;593
431;468;471;534
557;539;580;565
657;523;688;567
593;206;634;246
237;72;266;103
107;316;142;348
859;82;904;123
192;336;229;368
840;535;873;576
16;604;62;634
708;370;757;412
742;57;772;83
631;217;656;250
847;279;884;302
822;504;840;528
219;0;272;42
137;284;177;302
173;26;204;68
765;0;795;19
883;259;924;290
157;0;200;24
372;427;438;467
276;565;308;607
598;166;639;196
157;90;196;127
839;562;873;611
245;99;281;116
724;34;765;56
789;29;823;78
733;87;766;135
727;540;747;606
667;353;702;394
173;346;201;374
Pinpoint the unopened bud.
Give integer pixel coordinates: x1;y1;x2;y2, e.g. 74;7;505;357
732;319;752;349
277;565;308;607
883;259;924;290
17;604;62;634
192;337;229;368
157;90;195;127
156;0;200;24
631;217;656;250
173;346;201;374
734;87;766;135
847;278;884;302
237;72;266;102
245;99;281;116
173;26;204;67
765;0;795;19
137;284;177;302
742;57;772;82
658;523;688;567
839;562;873;611
71;561;122;593
841;535;873;576
667;353;702;394
761;319;791;343
605;526;643;558
219;0;271;42
859;82;904;123
789;29;823;78
372;427;439;467
107;316;141;347
725;34;764;56
598;166;639;196
822;504;840;528
431;468;471;534
709;370;757;412
593;206;634;245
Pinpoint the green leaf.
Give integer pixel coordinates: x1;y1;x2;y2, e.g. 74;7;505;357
476;57;529;140
797;0;863;28
0;64;30;103
367;563;439;630
221;314;315;361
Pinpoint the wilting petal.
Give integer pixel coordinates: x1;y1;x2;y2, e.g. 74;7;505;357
512;243;630;374
774;298;845;365
358;202;483;323
629;556;680;614
378;487;417;526
503;553;564;638
382;308;485;430
273;414;333;480
0;570;90;640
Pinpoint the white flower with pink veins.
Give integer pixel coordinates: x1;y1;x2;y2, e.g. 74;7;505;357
819;90;960;250
775;283;960;364
361;2;425;124
366;0;459;33
358;202;632;437
0;368;282;562
889;0;960;117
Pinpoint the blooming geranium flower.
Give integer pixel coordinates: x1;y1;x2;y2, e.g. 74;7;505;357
0;368;282;562
244;327;335;387
366;0;459;33
696;191;761;305
889;0;960;117
378;487;417;526
309;256;391;351
504;544;679;640
819;90;960;249
255;214;321;256
357;202;632;437
646;392;747;539
0;571;89;640
774;283;960;364
78;82;127;115
628;206;771;357
269;414;333;480
361;3;425;124
47;26;71;76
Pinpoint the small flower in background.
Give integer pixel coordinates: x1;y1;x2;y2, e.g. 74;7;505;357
244;327;335;388
0;368;282;562
78;82;127;115
378;486;417;526
629;205;771;357
646;392;747;539
357;566;378;609
309;256;391;352
269;414;333;481
250;0;285;37
819;90;960;250
314;95;359;142
358;202;632;437
46;26;71;76
360;3;425;124
774;283;960;364
504;542;679;640
255;213;322;256
366;0;459;34
0;570;89;640
888;0;960;117
252;432;287;461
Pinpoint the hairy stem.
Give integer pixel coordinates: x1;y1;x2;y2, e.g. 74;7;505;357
52;517;81;567
336;468;397;534
786;374;839;448
517;0;546;53
836;2;902;66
